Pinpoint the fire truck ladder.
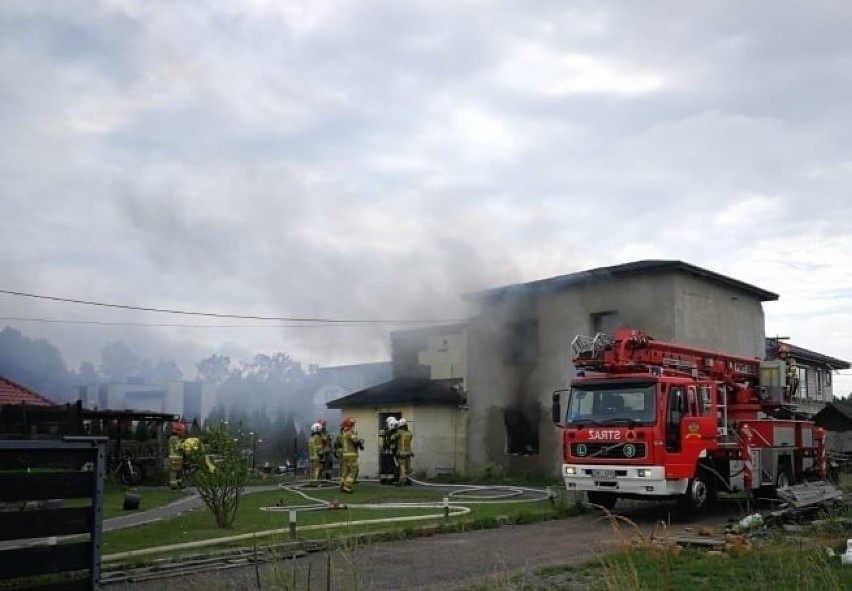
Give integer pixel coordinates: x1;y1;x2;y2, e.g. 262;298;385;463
717;384;730;438
571;333;614;364
660;356;698;374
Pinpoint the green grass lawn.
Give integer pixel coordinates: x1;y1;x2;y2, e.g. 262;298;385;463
102;482;574;556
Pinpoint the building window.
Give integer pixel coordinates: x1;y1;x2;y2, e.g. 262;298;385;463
816;369;832;401
504;404;540;455
591;311;621;335
503;319;539;366
797;367;809;399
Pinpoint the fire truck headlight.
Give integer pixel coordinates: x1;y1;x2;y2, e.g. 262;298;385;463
636;469;652;478
565;466;577;476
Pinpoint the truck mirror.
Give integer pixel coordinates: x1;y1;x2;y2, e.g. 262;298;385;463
551;391;564;427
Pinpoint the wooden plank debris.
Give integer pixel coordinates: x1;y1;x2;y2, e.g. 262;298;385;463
667;535;726;548
775;481;844;509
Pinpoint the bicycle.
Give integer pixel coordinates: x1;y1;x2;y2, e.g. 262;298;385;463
109;454;144;486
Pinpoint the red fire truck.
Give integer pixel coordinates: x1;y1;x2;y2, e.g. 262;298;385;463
552;328;827;511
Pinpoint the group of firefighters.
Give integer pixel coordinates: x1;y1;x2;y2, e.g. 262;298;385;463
308;415;414;493
378;416;414;486
167;414;415;493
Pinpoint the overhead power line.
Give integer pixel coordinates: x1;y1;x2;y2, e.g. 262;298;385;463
0;288;464;325
0;317;389;329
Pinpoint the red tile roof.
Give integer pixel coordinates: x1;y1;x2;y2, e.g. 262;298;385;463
0;375;56;407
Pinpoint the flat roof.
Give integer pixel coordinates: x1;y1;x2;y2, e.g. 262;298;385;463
465;260;779;304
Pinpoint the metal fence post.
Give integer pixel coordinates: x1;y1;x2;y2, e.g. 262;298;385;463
289;509;297;540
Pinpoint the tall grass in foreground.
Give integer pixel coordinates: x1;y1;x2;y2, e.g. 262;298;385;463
590;508;852;591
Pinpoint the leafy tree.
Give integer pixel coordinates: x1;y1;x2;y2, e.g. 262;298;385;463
137;358;154;382
0;326;73;400
226;405;250;429
270;411;301;461
196;354;232;385
151;359;183;383
204;403;227;429
100;341;140;382
193;422;249;528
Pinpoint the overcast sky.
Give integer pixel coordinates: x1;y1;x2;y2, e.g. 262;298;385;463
1;1;850;394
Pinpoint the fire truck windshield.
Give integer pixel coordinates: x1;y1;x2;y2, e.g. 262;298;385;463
566;383;656;426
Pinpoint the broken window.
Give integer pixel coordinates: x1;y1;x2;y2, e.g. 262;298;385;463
503;319;539;366
504;404;540;455
591;311;621;335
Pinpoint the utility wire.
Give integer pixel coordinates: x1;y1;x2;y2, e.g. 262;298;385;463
0;316;393;329
0;288;465;324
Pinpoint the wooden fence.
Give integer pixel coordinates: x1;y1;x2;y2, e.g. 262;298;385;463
0;437;106;591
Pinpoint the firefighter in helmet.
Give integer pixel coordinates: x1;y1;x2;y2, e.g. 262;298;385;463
337;417;363;493
307;422;324;486
778;345;800;402
181;435;216;476
394;417;414;486
317;418;334;480
168;421;188;489
378;416;399;485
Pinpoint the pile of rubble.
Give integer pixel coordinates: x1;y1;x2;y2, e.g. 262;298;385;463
654;481;851;561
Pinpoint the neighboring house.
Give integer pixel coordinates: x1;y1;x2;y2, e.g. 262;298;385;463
77;380;214;422
306;362;392;423
327;377;466;478
0;375;56;407
391;323;468;386
765;339;850;415
0;375;81;439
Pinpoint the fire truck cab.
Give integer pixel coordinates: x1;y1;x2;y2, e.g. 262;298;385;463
552;329;826;511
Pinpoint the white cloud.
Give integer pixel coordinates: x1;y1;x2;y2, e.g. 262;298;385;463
497;42;667;96
713;193;781;228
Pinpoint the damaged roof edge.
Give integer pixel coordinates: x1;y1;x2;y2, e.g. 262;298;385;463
463;260;780;304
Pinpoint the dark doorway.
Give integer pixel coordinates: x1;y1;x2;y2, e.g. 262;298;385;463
504;404;540;455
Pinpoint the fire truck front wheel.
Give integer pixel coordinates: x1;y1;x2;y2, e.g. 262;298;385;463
586;492;618;510
679;469;715;512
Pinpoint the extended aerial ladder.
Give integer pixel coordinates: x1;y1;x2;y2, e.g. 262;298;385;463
572;328;760;387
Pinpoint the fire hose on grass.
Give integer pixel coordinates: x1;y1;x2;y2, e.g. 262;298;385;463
102;479;553;563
